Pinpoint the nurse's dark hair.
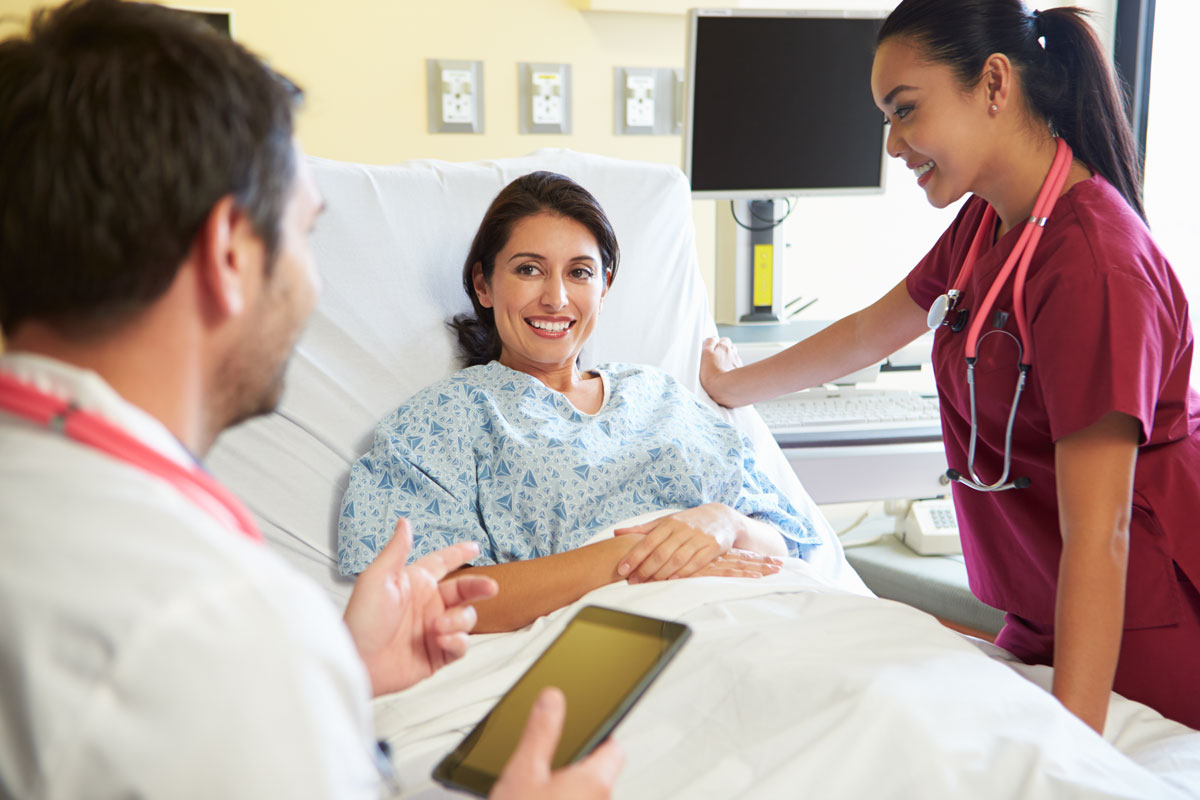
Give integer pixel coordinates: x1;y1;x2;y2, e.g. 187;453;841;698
0;0;302;336
450;171;620;368
878;0;1145;221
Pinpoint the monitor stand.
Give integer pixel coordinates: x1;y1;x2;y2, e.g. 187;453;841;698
740;199;782;322
712;198;789;324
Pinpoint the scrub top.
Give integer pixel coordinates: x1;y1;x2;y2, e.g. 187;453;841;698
906;175;1200;631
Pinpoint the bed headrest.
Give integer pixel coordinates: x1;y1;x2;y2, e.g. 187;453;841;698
206;149;738;603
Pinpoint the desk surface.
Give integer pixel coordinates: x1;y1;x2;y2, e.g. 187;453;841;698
845;535;1005;636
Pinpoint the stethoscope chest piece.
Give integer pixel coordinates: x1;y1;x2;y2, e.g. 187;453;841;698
927;294;970;333
927;294;950;330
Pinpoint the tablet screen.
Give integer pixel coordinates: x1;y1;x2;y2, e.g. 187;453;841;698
434;606;690;795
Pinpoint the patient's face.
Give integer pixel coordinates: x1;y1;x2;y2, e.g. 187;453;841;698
475;212;607;377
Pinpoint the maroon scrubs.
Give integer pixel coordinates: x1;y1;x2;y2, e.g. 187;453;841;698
906;175;1200;729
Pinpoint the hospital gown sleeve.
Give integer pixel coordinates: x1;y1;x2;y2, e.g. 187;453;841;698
730;431;822;559
338;399;490;575
671;383;820;559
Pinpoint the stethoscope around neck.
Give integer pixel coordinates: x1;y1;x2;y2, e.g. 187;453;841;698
927;138;1073;493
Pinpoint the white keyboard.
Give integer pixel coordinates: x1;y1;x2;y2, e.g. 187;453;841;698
754;388;942;446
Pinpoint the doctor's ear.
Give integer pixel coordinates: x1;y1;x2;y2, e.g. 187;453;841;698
194;194;260;321
472;262;494;308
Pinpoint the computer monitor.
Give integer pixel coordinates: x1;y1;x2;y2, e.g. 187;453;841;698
684;9;887;200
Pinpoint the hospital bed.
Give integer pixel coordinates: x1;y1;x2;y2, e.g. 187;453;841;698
207;150;1200;798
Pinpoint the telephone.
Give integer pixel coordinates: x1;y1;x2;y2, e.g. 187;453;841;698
899;497;961;555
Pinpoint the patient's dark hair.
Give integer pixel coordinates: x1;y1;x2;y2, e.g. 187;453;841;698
450;171;620;368
878;0;1144;220
0;0;302;336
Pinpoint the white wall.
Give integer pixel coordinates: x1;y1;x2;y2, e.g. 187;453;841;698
1143;2;1200;383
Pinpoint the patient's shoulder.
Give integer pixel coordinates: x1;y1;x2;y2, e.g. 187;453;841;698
594;361;670;384
596;362;690;397
390;364;500;411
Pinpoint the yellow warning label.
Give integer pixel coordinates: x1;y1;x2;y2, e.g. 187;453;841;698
753;244;774;307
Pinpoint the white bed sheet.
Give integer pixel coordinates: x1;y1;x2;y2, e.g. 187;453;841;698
377;527;1200;800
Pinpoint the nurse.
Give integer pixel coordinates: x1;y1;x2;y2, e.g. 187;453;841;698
701;0;1200;733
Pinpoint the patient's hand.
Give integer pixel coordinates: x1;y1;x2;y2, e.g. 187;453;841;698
343;517;498;697
491;687;624;800
700;336;743;408
614;503;781;583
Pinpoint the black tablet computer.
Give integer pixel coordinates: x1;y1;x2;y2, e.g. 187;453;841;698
432;605;691;797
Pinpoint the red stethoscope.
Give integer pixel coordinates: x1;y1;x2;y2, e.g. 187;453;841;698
926;137;1074;492
0;370;262;542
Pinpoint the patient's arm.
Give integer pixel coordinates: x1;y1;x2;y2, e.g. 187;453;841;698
457;534;781;633
614;503;788;583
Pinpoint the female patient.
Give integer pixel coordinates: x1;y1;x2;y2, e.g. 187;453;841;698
338;172;820;631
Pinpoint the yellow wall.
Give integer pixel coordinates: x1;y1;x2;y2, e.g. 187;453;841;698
0;0;691;165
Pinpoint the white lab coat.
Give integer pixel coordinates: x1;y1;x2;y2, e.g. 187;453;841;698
0;354;383;799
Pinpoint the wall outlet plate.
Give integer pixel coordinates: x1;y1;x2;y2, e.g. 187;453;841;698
519;62;571;134
626;73;656;127
427;59;484;134
614;66;679;135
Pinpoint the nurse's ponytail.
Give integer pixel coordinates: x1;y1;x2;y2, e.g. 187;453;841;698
879;0;1145;221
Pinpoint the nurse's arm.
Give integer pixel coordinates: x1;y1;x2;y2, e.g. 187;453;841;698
701;279;929;408
1052;410;1140;734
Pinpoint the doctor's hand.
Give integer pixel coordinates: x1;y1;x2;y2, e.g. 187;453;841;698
343;517;498;697
700;336;743;408
491;687;624;800
614;503;781;583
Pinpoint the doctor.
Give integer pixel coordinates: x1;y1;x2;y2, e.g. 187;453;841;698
701;0;1199;733
0;1;622;797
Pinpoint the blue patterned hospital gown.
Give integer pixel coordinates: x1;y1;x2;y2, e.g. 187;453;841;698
337;362;820;574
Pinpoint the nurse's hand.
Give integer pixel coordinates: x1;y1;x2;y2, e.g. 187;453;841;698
491;687;624;800
343;517;498;697
614;503;782;583
700;336;743;408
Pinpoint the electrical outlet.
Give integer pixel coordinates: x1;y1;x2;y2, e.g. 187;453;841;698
427;59;484;134
519;63;571;134
532;72;562;124
614;67;677;135
626;74;655;127
441;68;474;124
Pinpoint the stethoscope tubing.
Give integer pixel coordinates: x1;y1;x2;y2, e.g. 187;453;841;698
0;370;263;542
963;138;1073;364
941;138;1074;493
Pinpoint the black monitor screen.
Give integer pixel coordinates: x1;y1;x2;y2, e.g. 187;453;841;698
686;13;886;198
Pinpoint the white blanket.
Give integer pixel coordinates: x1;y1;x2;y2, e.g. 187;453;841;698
377;532;1200;799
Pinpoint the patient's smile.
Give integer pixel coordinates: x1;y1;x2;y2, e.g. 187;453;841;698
527;317;575;336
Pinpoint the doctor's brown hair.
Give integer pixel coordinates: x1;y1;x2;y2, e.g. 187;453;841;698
878;0;1145;221
0;0;301;336
450;171;621;368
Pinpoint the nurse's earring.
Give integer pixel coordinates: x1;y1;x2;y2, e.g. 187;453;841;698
991;104;999;112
